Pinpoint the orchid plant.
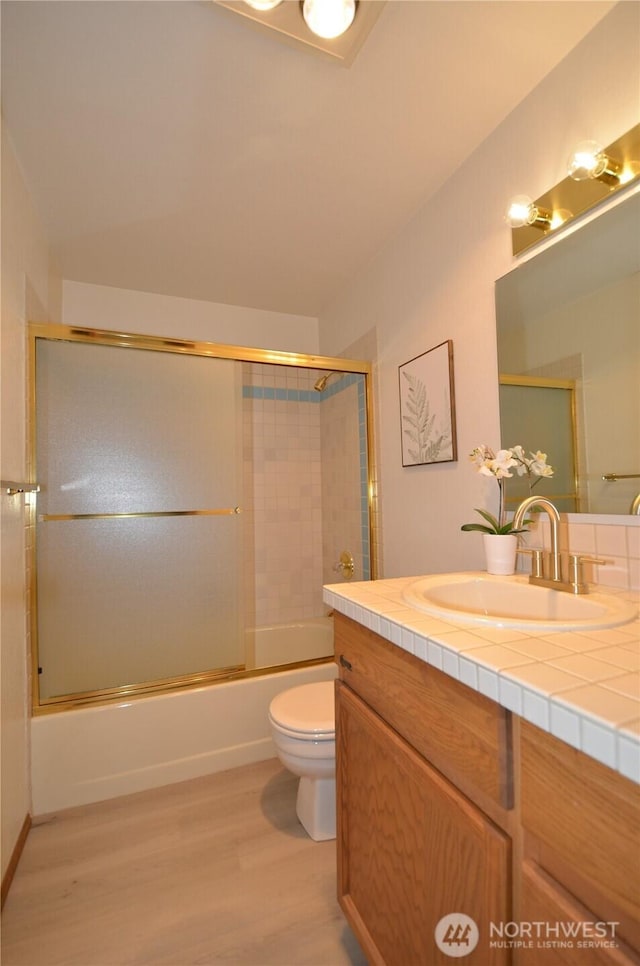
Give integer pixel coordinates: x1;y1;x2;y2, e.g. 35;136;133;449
461;444;554;535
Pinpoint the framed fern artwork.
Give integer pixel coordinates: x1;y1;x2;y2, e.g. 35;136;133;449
399;340;457;466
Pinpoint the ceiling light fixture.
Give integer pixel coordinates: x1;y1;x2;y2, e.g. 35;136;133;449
302;0;357;40
243;0;283;10
567;140;623;187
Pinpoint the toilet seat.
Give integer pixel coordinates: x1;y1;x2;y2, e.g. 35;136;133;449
269;681;335;740
269;718;335;741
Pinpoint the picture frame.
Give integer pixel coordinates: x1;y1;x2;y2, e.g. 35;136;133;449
399;340;457;466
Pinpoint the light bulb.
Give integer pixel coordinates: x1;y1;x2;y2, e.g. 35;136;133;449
567;141;606;181
505;195;536;228
302;0;356;39
505;195;553;230
244;0;283;10
567;140;622;186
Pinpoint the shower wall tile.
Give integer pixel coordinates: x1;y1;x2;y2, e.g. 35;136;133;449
243;364;373;632
243;364;324;628
320;375;369;585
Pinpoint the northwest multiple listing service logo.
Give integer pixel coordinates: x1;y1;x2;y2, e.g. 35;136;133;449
434;914;621;958
435;915;480;958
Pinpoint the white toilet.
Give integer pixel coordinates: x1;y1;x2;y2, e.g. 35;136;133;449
268;680;336;841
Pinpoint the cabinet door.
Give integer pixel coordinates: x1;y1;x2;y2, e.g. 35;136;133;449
336;682;511;966
517;862;640;966
520;721;640;951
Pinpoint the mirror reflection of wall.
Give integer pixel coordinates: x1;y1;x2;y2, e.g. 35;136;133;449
496;192;640;516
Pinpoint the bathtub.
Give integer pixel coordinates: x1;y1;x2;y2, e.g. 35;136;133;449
31;656;337;815
252;616;334;669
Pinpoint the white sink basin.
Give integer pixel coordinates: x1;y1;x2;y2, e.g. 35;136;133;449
402;573;638;632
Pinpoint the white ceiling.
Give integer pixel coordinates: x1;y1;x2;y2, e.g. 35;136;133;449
1;0;615;318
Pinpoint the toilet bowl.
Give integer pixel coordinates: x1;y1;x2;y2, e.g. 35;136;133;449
268;680;336;841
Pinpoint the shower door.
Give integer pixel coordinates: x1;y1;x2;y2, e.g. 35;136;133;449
499;377;578;512
35;338;244;702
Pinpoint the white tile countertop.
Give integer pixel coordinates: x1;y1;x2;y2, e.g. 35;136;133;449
323;575;640;784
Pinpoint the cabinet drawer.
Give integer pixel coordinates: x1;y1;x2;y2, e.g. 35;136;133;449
334;613;512;809
520;721;640;952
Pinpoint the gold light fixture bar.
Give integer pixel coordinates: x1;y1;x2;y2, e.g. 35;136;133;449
39;507;242;522
511;123;640;256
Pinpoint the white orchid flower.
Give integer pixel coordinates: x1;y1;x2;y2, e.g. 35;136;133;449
469;445;492;468
510;445;529;475
530;454;554;477
464;442;554;533
524;451;552;477
492;449;517;478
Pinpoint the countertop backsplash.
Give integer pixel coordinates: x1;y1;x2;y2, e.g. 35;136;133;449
517;514;639;590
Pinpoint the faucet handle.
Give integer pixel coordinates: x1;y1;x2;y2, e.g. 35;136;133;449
517;546;544;578
333;550;355;580
568;553;610;589
569;553;609;567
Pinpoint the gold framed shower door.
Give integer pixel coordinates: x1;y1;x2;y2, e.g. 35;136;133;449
28;323;377;713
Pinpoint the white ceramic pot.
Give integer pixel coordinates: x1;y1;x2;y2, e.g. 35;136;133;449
483;533;518;576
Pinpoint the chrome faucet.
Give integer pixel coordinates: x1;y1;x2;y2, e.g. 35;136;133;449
513;495;606;595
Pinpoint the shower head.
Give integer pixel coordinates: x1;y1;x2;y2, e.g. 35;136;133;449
314;371;336;392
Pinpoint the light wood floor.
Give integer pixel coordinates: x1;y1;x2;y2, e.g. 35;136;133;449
1;759;366;966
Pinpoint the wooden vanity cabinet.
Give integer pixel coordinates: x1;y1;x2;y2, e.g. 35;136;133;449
515;721;640;966
335;614;512;965
334;612;640;966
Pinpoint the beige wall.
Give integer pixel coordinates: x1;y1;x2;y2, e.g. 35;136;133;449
1;124;61;878
62;280;320;354
318;3;640;579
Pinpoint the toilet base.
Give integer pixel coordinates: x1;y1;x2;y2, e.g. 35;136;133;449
296;775;336;841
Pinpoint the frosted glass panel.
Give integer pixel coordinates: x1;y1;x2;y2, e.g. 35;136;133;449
37;341;242;515
500;383;577;512
35;340;243;698
37;517;241;697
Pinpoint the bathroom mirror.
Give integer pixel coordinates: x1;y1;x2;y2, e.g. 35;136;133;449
495;191;640;515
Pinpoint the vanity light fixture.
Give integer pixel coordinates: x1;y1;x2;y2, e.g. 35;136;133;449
302;0;357;39
505;195;553;231
507;123;640;256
